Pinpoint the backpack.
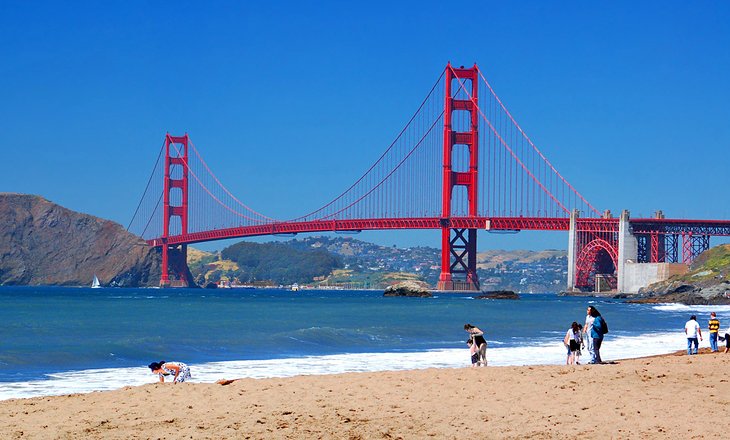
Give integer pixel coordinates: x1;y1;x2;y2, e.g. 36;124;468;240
600;317;609;334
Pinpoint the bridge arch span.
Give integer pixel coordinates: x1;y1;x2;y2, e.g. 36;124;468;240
575;238;618;291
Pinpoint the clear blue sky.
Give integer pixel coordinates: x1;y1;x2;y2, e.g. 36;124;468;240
2;1;729;251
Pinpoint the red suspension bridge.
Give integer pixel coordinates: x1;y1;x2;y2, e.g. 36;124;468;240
128;63;730;291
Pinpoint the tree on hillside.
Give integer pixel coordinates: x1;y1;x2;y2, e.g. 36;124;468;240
221;242;342;284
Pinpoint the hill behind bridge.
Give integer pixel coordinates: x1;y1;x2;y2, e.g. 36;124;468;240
188;236;569;291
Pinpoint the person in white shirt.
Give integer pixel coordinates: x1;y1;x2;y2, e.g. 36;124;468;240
684;315;702;355
563;321;583;365
583;307;595;360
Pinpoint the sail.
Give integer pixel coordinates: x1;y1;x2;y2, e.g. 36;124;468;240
91;275;101;288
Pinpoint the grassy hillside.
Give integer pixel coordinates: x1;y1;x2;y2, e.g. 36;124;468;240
667;244;730;286
221;241;343;285
636;244;730;304
476;249;566;269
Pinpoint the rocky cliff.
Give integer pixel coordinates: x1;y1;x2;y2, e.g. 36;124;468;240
633;244;730;304
0;193;161;286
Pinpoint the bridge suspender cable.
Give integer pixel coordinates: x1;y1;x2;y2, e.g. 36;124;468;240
477;69;601;217
166;141;272;223
290;70;447;222
127;139;165;232
317;111;444;221
188;140;277;222
449;65;595;217
448;65;569;215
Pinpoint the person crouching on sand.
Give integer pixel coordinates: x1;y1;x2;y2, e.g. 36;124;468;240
720;324;730;353
148;361;191;383
464;324;487;366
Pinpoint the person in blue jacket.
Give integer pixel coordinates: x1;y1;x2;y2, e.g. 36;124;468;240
588;306;606;364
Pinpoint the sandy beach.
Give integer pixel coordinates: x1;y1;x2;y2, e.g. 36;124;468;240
1;350;727;439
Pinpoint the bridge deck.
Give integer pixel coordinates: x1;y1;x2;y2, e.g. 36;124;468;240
147;217;730;247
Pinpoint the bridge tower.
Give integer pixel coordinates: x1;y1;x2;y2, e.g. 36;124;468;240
160;133;194;287
437;63;480;291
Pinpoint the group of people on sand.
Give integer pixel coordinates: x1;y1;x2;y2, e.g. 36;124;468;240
685;312;730;355
564;306;608;365
150;308;729;380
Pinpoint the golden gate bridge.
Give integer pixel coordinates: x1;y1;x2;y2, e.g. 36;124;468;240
128;63;730;291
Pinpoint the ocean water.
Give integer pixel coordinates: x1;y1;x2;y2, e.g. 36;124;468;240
1;286;728;400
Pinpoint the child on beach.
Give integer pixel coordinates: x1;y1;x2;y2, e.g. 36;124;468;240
467;339;479;367
564;322;582;365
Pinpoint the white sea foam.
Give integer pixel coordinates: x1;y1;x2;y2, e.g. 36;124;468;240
0;330;710;401
651;303;730;313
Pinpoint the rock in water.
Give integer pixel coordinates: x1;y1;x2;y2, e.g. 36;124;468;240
475;290;520;300
0;193;161;286
383;281;432;297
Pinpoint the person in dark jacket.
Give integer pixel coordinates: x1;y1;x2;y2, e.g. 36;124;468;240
588;306;605;364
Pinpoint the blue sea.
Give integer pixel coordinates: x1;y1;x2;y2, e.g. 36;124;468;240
1;286;728;400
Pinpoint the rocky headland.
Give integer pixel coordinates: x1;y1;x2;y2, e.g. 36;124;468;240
0;193;160;286
630;244;730;305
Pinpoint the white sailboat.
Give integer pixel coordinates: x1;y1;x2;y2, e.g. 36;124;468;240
91;274;101;289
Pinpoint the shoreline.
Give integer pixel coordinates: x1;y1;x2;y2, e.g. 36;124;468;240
1;350;728;439
5;317;728;402
0;331;705;402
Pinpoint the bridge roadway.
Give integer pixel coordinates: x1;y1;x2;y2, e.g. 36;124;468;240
147;217;730;246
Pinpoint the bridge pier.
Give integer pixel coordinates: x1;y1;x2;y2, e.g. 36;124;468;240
160;244;194;288
566;209;579;291
160;242;169;287
616;210;638;293
437;226;479;291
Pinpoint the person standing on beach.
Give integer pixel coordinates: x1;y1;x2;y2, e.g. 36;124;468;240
148;361;191;383
684;315;702;355
464;324;487;366
588;306;605;364
583;307;595;361
708;312;720;352
575;324;584;364
564;322;582;365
